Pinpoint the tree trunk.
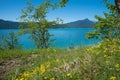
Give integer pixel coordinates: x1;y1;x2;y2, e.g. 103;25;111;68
115;0;120;16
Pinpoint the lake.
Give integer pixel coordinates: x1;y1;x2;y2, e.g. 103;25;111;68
0;28;99;49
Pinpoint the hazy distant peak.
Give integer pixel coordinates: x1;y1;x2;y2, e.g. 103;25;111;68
83;18;90;21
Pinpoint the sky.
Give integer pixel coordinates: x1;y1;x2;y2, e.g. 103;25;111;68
0;0;114;23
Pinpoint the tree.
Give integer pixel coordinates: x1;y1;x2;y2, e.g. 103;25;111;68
0;32;21;49
105;0;120;16
58;0;69;7
19;0;64;48
86;2;120;40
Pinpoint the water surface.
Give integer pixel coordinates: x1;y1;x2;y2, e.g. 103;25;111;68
0;28;99;49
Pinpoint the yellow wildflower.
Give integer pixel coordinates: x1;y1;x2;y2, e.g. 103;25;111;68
115;64;119;68
32;70;37;75
66;73;71;77
20;78;24;80
50;78;55;80
44;77;47;79
115;64;120;71
33;67;39;74
104;55;107;58
110;76;116;80
86;48;90;52
107;56;112;59
16;79;19;80
104;48;108;53
21;72;31;78
40;64;46;74
55;59;59;63
104;55;111;59
46;62;50;69
87;46;95;52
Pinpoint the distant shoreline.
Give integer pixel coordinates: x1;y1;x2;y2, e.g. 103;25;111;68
0;27;94;29
0;19;95;29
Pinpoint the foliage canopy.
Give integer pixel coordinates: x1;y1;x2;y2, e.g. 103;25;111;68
86;2;120;40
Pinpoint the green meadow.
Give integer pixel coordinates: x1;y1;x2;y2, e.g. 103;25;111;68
0;39;120;80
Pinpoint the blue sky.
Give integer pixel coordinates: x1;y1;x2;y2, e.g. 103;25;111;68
0;0;114;23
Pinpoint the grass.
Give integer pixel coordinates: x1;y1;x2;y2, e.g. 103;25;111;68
0;40;120;80
0;47;87;80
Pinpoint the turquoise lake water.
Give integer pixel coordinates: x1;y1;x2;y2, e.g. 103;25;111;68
0;28;99;49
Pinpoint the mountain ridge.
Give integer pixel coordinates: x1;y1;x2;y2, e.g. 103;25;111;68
0;18;95;29
54;18;95;28
0;19;19;29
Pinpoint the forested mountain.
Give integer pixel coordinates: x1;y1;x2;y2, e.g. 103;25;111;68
0;19;19;29
0;18;95;29
53;18;95;28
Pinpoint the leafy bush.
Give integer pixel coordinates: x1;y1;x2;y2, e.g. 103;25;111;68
0;32;22;50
